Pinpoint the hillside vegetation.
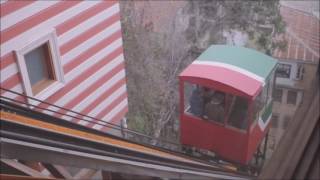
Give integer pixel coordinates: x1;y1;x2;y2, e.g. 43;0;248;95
119;0;286;143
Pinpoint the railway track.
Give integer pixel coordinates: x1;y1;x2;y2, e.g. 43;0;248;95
0;98;251;179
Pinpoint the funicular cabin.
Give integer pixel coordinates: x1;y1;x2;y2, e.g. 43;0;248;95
179;45;277;165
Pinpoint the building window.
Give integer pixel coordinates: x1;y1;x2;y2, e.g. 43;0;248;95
295;64;304;80
24;43;55;95
283;115;291;129
287;90;297;105
273;88;283;102
271;114;279;128
276;63;291;78
15;31;64;105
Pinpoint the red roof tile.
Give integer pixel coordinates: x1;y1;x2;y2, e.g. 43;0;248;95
273;5;319;62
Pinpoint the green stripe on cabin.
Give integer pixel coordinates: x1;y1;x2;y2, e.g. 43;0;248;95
196;45;278;79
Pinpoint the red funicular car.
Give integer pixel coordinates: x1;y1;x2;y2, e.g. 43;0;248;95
179;45;277;165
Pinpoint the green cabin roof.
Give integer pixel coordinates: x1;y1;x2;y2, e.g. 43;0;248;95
196;45;278;79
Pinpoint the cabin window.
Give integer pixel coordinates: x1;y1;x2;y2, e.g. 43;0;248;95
268;70;275;100
184;82;225;124
261;82;269;105
227;95;249;130
253;92;263;122
15;31;64;105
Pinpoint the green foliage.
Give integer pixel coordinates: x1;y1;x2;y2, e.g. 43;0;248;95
273;15;286;34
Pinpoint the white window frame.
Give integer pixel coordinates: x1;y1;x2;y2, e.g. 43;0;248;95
15;30;65;106
276;63;292;79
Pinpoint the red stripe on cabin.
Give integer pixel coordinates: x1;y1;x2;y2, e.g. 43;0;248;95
180;64;262;98
63;30;122;74
100;106;128;132
0;52;15;70
87;92;128;128
0;1;80;44
0;0;35;17
37;46;123;110
60;13;120;55
54;62;125;118
71;78;127;124
0;73;21;92
55;1;117;36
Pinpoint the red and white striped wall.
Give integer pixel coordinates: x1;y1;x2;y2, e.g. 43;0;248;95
0;1;128;132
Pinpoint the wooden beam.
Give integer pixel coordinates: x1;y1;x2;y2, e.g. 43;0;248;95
73;169;96;179
0;174;52;180
20;161;52;177
1;159;49;178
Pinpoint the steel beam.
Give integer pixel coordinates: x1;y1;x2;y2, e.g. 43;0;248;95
0;159;49;178
0;138;246;180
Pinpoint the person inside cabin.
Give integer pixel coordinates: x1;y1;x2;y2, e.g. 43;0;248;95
203;87;214;104
203;91;225;123
189;85;205;117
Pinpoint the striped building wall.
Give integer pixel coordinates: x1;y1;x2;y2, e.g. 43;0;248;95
0;1;128;132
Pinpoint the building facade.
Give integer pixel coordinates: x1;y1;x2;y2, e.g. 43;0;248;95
0;1;128;133
270;4;319;147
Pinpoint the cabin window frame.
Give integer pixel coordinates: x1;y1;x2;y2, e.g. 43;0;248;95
183;81;249;132
225;95;250;132
15;30;65;106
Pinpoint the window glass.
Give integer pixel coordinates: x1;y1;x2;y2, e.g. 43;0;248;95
261;81;269;104
203;90;225;123
184;82;225;124
273;88;283;102
24;43;54;94
271;114;279;128
253;92;263;122
295;64;304;80
227;96;249;130
184;82;249;129
276;63;291;78
287;90;297;105
268;70;275;100
184;82;195;113
282;115;291;129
